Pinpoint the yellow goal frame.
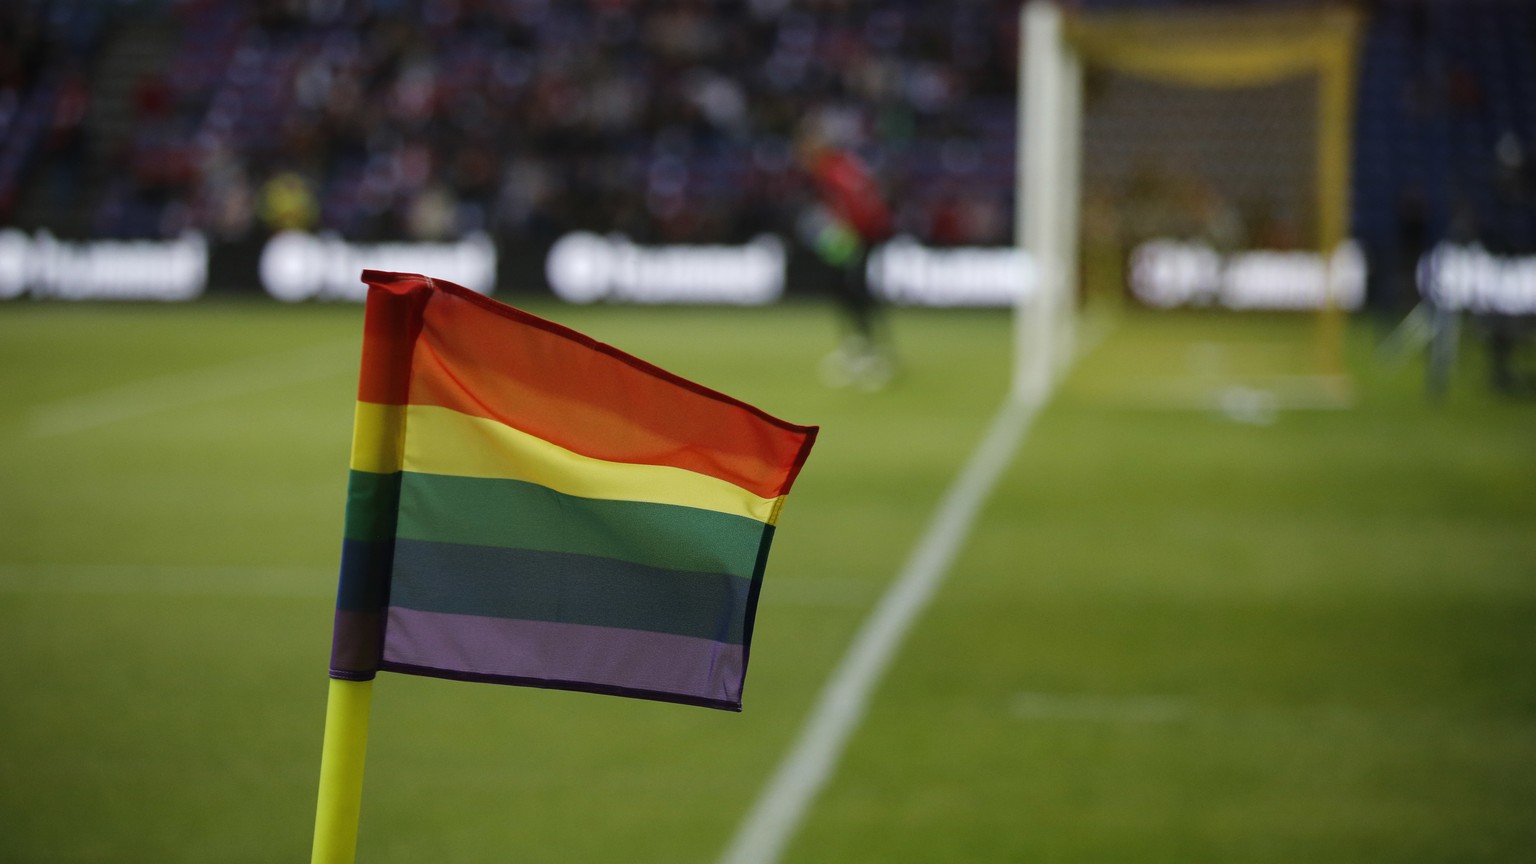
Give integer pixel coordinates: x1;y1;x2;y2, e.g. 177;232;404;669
1015;1;1362;396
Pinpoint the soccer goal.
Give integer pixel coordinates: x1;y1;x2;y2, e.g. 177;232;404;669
1015;1;1361;407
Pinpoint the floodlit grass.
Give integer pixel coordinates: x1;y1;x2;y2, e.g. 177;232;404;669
1;299;1531;863
793;311;1536;864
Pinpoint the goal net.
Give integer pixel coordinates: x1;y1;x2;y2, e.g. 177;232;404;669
1015;1;1361;406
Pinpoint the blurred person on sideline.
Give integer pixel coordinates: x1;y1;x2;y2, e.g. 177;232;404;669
795;121;897;390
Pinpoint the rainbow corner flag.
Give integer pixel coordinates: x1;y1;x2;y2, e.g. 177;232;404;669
330;270;817;711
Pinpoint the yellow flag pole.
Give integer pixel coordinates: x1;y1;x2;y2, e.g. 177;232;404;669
311;677;375;864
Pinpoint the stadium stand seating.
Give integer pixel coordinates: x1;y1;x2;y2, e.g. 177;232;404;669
2;0;1533;278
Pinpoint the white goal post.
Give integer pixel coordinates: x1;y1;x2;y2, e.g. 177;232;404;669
1013;0;1362;396
1015;0;1082;405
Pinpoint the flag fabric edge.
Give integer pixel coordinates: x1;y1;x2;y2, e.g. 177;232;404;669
360;269;819;495
378;660;746;712
330;270;817;711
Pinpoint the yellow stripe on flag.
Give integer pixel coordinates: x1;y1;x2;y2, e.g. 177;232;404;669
349;402;406;474
386;402;782;523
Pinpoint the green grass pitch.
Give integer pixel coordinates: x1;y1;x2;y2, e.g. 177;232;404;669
1;298;1532;862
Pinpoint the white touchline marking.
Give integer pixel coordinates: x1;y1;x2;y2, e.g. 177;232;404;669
716;395;1043;864
717;312;1107;864
27;338;357;438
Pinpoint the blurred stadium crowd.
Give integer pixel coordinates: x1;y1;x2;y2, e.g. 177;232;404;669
1;0;1019;247
1;0;1534;271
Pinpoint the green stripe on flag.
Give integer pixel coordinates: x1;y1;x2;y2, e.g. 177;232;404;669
395;471;770;580
343;470;402;543
388;538;755;643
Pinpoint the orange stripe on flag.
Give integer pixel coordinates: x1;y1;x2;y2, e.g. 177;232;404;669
378;272;814;499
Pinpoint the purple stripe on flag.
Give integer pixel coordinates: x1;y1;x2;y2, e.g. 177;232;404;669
330;608;384;680
380;606;748;710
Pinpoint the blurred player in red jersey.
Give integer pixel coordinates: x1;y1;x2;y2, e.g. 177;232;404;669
795;123;898;390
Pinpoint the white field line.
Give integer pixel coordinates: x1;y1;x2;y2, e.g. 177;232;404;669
27;338;357;438
1010;692;1193;724
716;394;1044;864
716;314;1107;864
1114;375;1356;411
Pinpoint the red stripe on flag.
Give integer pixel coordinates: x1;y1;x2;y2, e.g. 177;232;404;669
356;274;431;404
362;270;816;499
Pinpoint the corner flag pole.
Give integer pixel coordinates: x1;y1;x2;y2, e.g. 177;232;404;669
311;677;375;864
